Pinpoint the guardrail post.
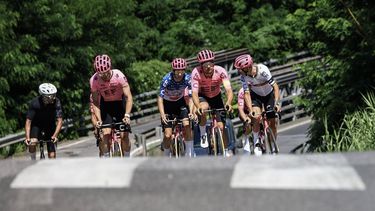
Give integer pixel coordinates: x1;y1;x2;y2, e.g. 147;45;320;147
155;126;162;139
141;135;147;157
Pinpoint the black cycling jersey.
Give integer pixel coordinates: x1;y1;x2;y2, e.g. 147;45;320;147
26;96;63;128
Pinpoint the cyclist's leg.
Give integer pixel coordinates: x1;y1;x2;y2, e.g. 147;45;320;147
207;94;230;156
100;101;115;157
28;126;41;160
250;93;263;155
180;104;194;157
162;126;173;156
198;96;209;144
44;129;56;159
264;92;278;140
111;100;131;157
162;100;180;156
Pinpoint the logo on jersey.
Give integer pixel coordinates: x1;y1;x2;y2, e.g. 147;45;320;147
261;71;269;78
193;73;200;81
220;72;227;79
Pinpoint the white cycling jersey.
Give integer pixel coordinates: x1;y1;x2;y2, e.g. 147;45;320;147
240;64;275;96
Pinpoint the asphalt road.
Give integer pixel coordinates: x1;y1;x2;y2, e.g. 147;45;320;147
4;118;373;211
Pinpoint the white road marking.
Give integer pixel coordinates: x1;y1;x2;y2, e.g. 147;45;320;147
278;119;311;133
231;154;366;190
10;157;147;188
58;138;91;150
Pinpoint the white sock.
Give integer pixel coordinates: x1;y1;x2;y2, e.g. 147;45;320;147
199;125;206;136
124;151;130;157
253;132;259;145
184;140;194;157
163;148;171;157
30;152;36;160
244;136;250;146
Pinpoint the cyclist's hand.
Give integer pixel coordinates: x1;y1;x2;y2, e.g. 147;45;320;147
196;107;204;116
123;116;130;125
188;113;194;120
225;104;233;113
250;110;255;118
51;137;58;143
275;104;281;112
24;139;31;145
161;114;168;125
245;117;251;124
95;121;102;128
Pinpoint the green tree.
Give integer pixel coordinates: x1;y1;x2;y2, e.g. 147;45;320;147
289;0;375;151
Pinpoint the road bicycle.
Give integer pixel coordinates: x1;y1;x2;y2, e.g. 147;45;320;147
241;119;254;154
204;108;227;156
99;119;131;157
252;107;280;155
165;115;189;158
25;131;57;159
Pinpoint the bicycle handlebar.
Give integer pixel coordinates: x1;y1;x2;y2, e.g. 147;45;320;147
99;121;128;129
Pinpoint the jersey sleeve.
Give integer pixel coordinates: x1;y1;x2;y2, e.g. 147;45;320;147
238;89;245;109
116;70;129;87
259;64;275;85
159;75;169;98
240;75;250;91
90;75;98;93
219;67;232;90
191;68;200;93
55;98;63;118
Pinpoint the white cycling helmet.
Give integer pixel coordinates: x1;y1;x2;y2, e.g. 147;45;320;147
38;83;57;95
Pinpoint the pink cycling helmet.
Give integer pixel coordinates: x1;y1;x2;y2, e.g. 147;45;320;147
94;54;111;73
234;54;253;69
197;49;215;63
171;58;187;70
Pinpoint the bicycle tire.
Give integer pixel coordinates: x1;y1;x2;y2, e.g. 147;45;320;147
266;127;279;154
215;128;225;156
177;136;185;157
40;142;45;159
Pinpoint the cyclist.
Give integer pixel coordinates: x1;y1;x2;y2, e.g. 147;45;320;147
158;58;195;157
90;54;133;157
24;83;63;160
90;94;102;156
237;87;252;154
191;49;234;157
234;54;281;155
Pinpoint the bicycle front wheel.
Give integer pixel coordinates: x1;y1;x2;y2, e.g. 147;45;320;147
266;127;278;154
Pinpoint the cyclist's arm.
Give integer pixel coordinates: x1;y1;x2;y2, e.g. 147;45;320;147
192;91;201;109
25;119;31;141
223;79;233;106
157;96;165;116
273;82;280;106
91;91;102;123
122;85;133;115
244;90;253;113
52;117;63;139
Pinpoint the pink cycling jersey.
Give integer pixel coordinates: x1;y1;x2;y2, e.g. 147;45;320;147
191;65;231;98
90;69;129;101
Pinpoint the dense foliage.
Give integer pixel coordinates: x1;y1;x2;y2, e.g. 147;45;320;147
0;0;374;153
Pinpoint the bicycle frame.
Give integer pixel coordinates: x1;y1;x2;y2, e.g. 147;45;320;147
205;108;226;156
166;116;187;158
254;111;279;155
100;121;128;158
